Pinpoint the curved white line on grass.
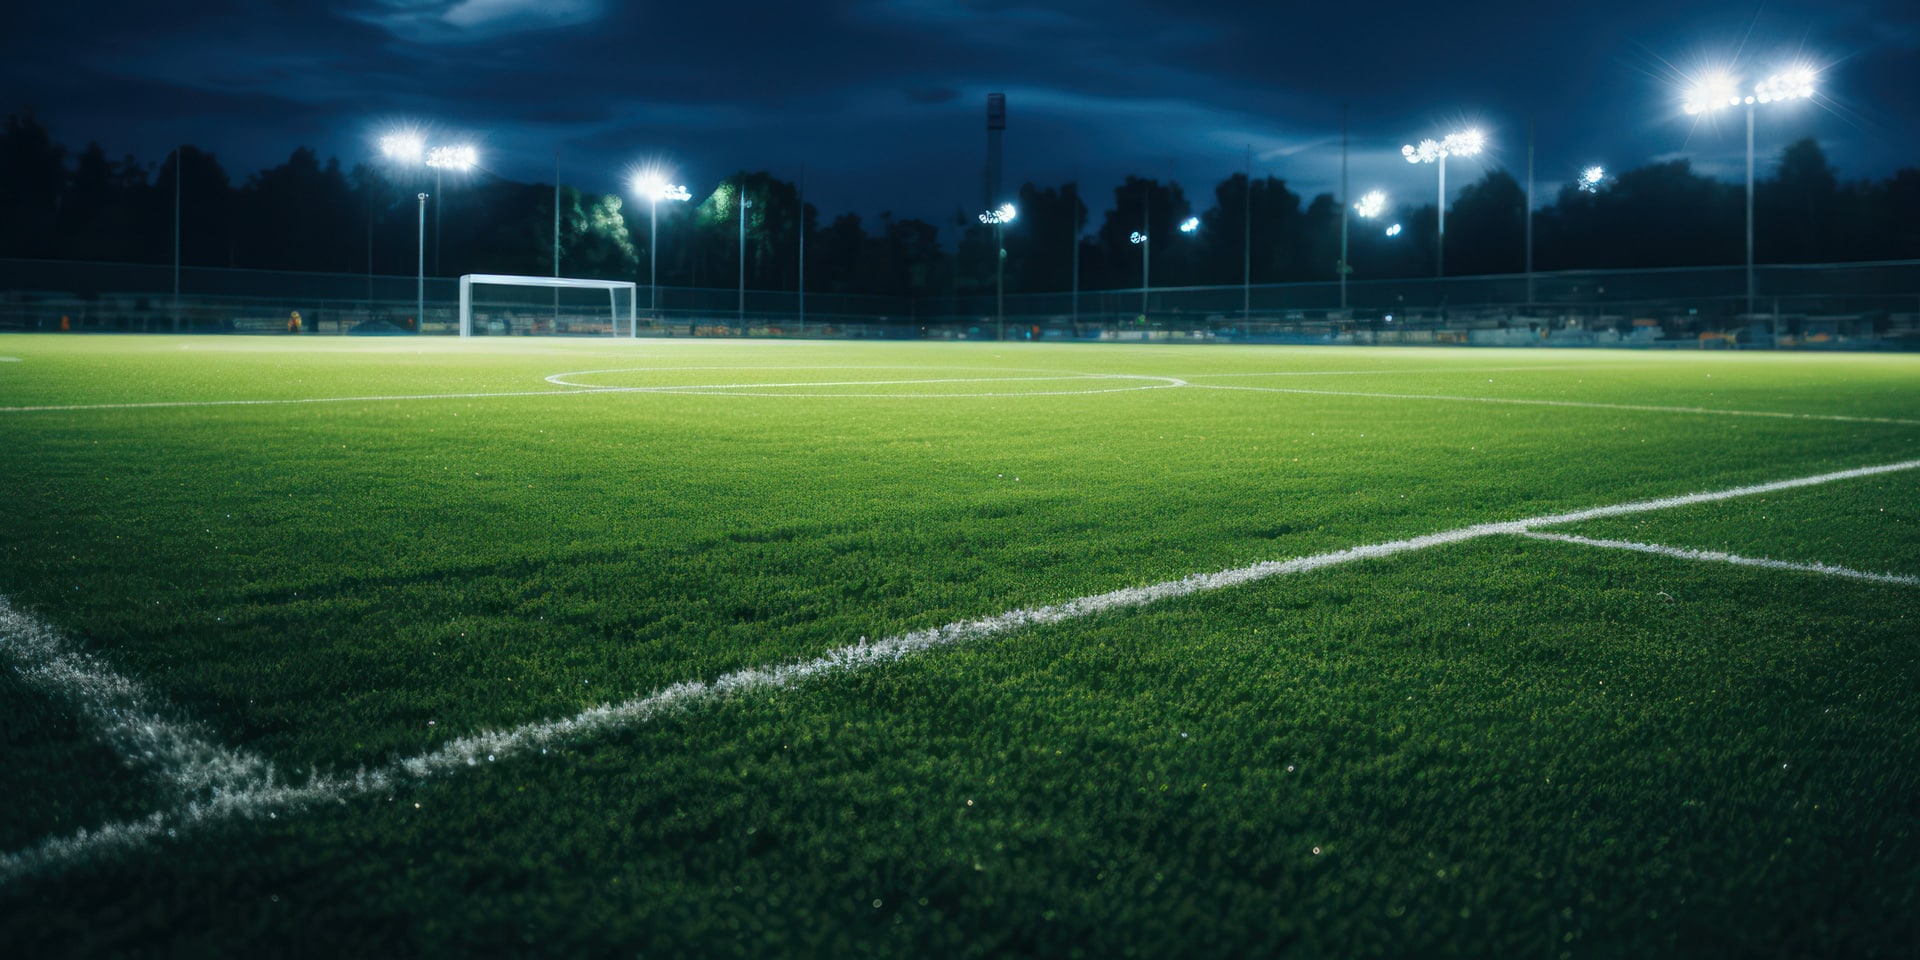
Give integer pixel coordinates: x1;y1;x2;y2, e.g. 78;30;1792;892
0;388;614;414
1192;383;1920;427
1523;532;1920;586
5;456;1919;883
0;598;270;801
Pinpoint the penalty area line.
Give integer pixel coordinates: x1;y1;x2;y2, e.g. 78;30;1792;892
4;455;1920;883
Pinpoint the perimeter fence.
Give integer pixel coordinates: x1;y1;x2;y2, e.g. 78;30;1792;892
4;257;1918;349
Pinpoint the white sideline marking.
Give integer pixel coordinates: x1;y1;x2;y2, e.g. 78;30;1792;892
1524;532;1920;586
0;598;269;801
1192;383;1920;427
0;388;611;414
4;456;1919;882
542;370;1189;397
0;356;21;362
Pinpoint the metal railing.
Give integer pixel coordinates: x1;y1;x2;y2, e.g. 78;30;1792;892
4;257;1917;348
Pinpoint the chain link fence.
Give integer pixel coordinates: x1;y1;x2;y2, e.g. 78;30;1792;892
4;257;1917;348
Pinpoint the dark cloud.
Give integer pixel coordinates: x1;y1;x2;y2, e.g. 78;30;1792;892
905;87;962;105
2;1;1914;230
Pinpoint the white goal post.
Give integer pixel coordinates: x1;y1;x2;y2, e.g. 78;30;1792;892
458;274;639;338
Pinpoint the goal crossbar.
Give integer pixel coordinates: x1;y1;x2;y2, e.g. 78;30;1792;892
458;274;639;338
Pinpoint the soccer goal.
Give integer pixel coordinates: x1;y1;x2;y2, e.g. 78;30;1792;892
457;274;639;338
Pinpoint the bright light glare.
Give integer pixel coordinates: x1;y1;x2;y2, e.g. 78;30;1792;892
1445;128;1485;157
632;171;691;202
1385;223;1403;237
978;203;1017;225
1178;217;1199;233
1402;129;1485;164
1578;166;1606;193
1354;190;1388;218
1755;66;1817;103
426;144;478;171
378;132;424;164
1129;231;1147;244
1683;71;1742;114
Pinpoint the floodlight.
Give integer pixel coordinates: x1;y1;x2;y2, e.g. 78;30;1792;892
1683;71;1742;114
380;132;424;164
978;203;1017;225
628;167;693;331
1353;190;1388;219
1385;223;1402;237
1677;60;1825;318
1578;166;1606;193
1403;126;1489;275
427;144;478;171
1178;217;1199;233
1755;66;1817;104
1444;129;1485;157
1130;231;1147;244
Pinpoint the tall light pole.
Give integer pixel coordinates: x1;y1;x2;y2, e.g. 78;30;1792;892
1130;230;1149;319
1132;182;1151;320
1402;128;1486;277
1525;118;1535;307
1339;108;1350;312
1244;144;1253;324
425;144;477;276
172;145;181;332
1684;66;1817;319
737;182;752;327
1069;174;1080;333
416;192;428;333
378;133;457;332
630;171;692;337
798;165;806;334
979;203;1017;340
1351;190;1394;280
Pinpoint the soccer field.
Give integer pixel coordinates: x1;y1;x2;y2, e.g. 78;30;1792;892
2;335;1917;956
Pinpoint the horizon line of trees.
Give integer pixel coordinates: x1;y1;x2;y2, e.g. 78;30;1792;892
4;109;1918;306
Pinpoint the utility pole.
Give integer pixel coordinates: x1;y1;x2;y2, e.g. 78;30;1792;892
1244;143;1253;324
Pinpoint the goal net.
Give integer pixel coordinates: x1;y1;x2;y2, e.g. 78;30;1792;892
458;274;639;338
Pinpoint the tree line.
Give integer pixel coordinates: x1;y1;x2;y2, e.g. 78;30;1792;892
3;110;1917;307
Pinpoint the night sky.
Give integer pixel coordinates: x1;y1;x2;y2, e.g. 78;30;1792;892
8;1;1918;236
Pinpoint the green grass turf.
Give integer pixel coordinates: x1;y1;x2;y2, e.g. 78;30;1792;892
1;335;1917;955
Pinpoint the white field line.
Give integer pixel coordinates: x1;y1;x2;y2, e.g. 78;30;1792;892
0;373;1167;413
1524;532;1920;586
543;371;1189;396
0;598;271;801
4;456;1919;882
0;388;615;414
1191;382;1920;427
1172;364;1597;380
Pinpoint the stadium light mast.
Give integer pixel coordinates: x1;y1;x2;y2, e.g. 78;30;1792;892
1350;190;1394;275
424;144;478;276
737;182;753;327
380;131;476;296
172;145;181;332
416;192;428;333
1130;181;1153;321
1683;65;1816;320
1402;127;1486;277
979;203;1018;340
630;170;692;337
